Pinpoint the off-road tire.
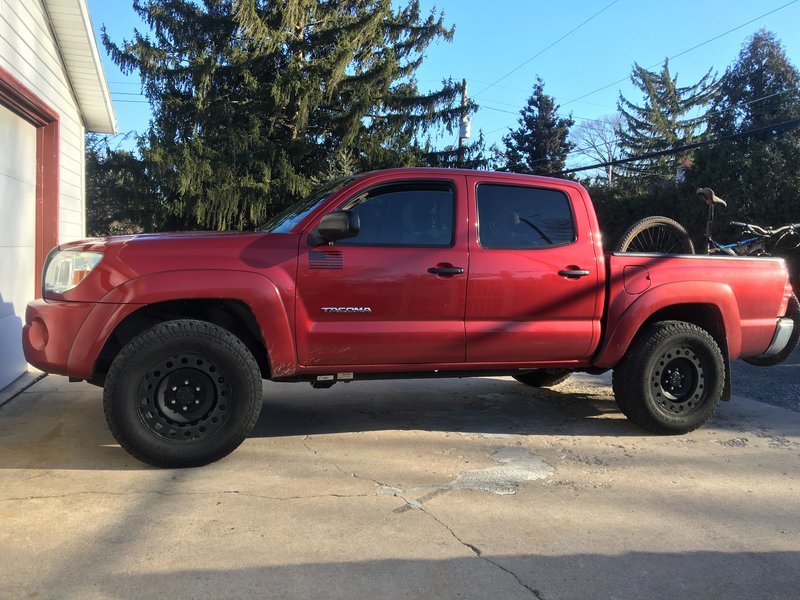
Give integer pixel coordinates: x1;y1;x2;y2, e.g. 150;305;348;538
612;321;724;434
743;295;800;366
513;369;572;388
103;319;262;468
615;216;695;254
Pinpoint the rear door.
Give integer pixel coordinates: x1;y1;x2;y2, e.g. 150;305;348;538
465;177;602;363
295;175;469;366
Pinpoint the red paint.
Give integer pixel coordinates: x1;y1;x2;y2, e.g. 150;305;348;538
295;172;469;365
463;173;603;363
23;299;93;375
21;168;792;382
0;66;60;298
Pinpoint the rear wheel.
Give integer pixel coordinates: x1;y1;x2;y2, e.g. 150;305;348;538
615;216;695;254
743;295;800;366
103;319;263;468
513;369;571;388
613;321;724;434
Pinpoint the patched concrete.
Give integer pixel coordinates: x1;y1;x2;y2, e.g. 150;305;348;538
450;446;554;495
0;371;799;599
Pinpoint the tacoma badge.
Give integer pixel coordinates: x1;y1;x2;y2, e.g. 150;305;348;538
321;307;372;313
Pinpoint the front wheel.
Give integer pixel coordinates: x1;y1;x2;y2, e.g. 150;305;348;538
612;321;724;434
615;216;695;254
743;295;800;366
103;319;263;468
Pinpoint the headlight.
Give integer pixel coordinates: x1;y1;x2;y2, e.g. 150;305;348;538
43;250;103;294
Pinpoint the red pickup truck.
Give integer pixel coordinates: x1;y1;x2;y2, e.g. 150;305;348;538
22;168;796;467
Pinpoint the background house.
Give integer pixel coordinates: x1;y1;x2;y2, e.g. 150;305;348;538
0;0;115;391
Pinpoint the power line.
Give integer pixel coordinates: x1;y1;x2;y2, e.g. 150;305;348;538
559;116;800;174
561;100;798;169
480;102;612;127
484;85;797;144
480;104;519;116
562;0;800;107
473;0;620;98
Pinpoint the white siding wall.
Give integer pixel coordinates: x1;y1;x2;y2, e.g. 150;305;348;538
0;0;86;243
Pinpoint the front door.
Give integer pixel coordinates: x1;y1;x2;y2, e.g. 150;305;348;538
296;176;468;367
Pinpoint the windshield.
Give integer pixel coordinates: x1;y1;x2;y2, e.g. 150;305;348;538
259;177;355;233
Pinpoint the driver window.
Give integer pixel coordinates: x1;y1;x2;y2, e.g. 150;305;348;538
338;182;454;247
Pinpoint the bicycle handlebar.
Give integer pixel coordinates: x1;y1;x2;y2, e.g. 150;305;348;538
729;220;800;237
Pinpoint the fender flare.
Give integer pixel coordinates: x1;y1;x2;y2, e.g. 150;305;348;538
67;270;297;379
594;281;741;369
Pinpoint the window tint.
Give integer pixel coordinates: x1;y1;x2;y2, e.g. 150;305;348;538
338;182;454;247
477;183;575;249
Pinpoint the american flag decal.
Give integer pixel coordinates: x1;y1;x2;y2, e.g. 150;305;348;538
309;249;343;270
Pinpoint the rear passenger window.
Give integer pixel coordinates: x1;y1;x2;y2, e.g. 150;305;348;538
477;184;575;249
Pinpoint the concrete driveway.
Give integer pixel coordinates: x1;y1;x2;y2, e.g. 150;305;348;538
1;365;798;599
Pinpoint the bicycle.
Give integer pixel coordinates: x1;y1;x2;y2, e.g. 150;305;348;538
615;187;800;366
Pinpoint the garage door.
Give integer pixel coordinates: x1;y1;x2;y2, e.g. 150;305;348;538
0;103;36;390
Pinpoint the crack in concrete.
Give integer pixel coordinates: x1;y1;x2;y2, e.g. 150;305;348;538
301;437;318;455
302;436;392;489
412;501;545;599
0;489;369;503
331;462;390;488
299;437;546;598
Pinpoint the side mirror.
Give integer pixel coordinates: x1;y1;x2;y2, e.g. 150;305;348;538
308;210;360;246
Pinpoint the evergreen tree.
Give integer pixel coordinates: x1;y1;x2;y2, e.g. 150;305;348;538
421;131;489;170
617;59;718;181
86;134;165;236
103;0;465;230
495;77;574;175
691;30;800;225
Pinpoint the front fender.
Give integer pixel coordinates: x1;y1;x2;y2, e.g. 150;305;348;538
67;270;297;379
594;281;741;369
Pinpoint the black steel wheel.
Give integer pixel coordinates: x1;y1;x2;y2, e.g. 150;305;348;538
137;352;231;442
104;319;262;468
513;369;571;388
743;295;800;366
612;320;724;434
615;216;695;254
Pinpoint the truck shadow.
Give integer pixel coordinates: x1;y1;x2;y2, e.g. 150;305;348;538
1;372;790;471
0;375;637;471
251;375;642;439
22;551;800;599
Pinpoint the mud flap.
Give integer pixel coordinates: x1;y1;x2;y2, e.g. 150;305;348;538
722;353;731;401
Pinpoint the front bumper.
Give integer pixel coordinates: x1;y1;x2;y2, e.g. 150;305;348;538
22;299;95;376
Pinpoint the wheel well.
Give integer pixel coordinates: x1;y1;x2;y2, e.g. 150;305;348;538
640;303;731;401
642;304;727;352
92;299;271;385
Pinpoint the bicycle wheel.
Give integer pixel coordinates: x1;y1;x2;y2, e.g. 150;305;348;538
615;216;695;254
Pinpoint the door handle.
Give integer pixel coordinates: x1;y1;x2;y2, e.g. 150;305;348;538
558;268;590;279
428;266;464;276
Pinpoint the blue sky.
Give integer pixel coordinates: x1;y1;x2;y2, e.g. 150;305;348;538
88;0;800;166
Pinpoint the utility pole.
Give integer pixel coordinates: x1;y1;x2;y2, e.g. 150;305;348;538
457;78;470;167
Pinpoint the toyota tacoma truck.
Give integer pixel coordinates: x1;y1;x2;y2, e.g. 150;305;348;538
22;168;796;468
